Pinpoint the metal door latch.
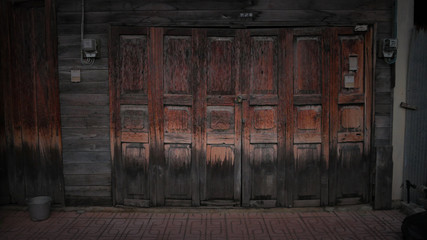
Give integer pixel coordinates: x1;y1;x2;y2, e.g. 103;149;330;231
400;102;417;110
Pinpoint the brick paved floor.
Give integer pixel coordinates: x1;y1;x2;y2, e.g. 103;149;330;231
0;207;405;240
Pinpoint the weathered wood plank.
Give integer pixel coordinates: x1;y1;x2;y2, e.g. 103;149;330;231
57;0;391;12
59;69;108;83
191;29;206;206
148;28;165;206
58;58;108;70
57;10;391;25
62;139;110;152
61;105;109;116
60;82;109;94
375;116;391;128
65;196;112;206
375;68;392;93
61;116;110;129
241;30;251;207
284;29;295;207
374;146;393;209
60;94;109;106
62;151;110;163
375;127;391;142
64;174;111;186
0;0;11;205
65;186;111;197
63;163;111;175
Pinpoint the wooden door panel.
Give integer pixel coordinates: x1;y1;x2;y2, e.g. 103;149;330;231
205;105;238;202
338;105;364;142
250;144;277;200
111;29;152;206
119;35;148;95
294;106;322;144
330;29;372;205
294;144;321;206
110;27;373;208
250;106;277;144
164;106;192;144
286;29;327;207
207;37;235;95
294;36;322;95
120;105;149;143
206;145;235;200
336;143;365;202
162;32;193;205
121;143;150;205
164;36;192;95
245;34;280;207
202;31;241;205
250;37;277;95
164;144;191;199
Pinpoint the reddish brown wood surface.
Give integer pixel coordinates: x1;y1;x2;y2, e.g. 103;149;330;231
109;26;373;207
0;0;11;204
1;1;63;204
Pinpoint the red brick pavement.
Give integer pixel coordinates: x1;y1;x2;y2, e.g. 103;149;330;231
0;207;405;240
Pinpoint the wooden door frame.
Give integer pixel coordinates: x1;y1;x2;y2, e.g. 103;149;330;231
109;26;374;207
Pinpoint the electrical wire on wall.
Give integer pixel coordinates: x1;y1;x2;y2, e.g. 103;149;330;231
81;0;94;65
385;0;398;65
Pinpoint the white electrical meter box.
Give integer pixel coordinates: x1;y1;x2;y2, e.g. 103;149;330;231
82;39;97;51
82;39;99;58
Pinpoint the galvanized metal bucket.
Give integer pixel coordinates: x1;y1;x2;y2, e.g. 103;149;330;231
27;196;52;221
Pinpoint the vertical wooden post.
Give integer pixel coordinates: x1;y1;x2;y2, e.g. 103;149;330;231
148;27;165;206
191;29;207;206
240;30;251;207
277;30;287;207
320;28;331;206
283;29;294;207
328;28;339;206
0;0;11;204
374;146;393;209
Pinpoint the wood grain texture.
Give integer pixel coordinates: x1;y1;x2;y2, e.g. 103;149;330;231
0;0;11;204
192;29;207;205
1;2;64;204
55;0;390;207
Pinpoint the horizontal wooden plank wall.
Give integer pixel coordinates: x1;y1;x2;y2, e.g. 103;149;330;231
57;0;394;206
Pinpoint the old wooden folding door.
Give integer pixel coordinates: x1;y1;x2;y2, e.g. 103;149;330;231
109;27;372;207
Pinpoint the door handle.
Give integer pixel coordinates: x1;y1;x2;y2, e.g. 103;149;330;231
236;95;247;103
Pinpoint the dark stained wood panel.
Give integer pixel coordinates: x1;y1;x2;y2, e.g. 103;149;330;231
57;0;392;12
294;37;321;95
206;145;235;199
294;106;322;144
207;106;235;133
250;144;277;200
120;35;148;95
336;143;366;201
207;37;235;95
121;143;150;200
250;37;277;95
1;2;64;204
164;36;192;94
165;144;192;199
164;106;191;134
294;144;321;201
107;26;375;208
